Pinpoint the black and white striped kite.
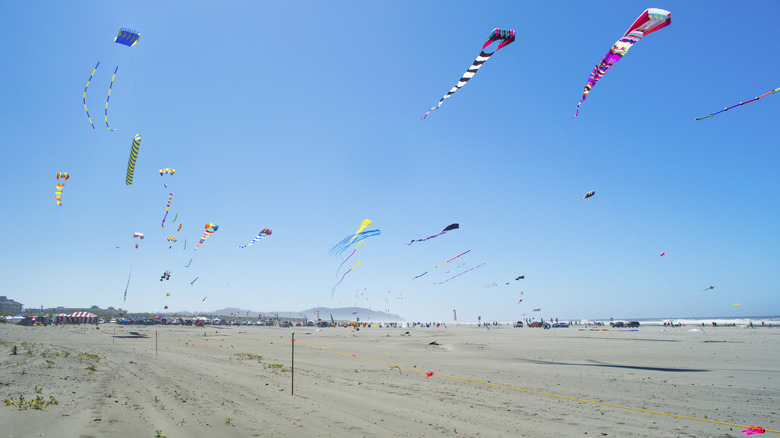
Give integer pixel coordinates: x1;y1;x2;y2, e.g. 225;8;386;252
422;28;515;119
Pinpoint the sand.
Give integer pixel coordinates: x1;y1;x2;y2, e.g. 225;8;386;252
1;323;778;437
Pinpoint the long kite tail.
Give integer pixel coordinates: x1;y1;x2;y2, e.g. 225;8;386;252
336;241;363;277
83;62;99;130
161;193;172;228
413;249;471;280
406;231;445;245
696;86;780;121
434;262;486;285
422;29;515;120
105;66;118;131
331;261;361;299
123;265;133;302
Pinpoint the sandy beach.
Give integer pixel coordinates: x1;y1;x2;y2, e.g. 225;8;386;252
1;323;778;437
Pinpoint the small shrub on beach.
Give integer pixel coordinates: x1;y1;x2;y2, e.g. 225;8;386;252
155;430;167;437
11;345;17;355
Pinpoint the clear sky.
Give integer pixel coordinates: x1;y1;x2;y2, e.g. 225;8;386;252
2;1;778;322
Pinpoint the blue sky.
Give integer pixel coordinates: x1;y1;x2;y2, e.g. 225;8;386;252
2;1;778;322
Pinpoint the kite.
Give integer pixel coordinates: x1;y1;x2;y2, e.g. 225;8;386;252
123;265;133;302
423;28;516;119
82;62;99;130
238;228;272;248
574;8;671;117
518;299;523;303
413;250;471;280
167;238;177;242
577;191;595;201
202;296;207;302
125;134;141;185
733;303;740;306
164;305;168;310
191;277;199;285
516;275;525;280
332;261;361;299
702;285;715;291
133;232;144;239
166;293;170;297
533;308;541;312
350;219;372;244
406;223;459;245
161;193;172;228
434;262;485;284
660;252;666;257
114;28;140;47
177;224;182;232
159;168;175;176
172;213;178;223
160;270;171;281
55;172;69;206
183;239;187;250
185;258;192;268
697;86;780;121
329;229;381;258
741;426;766;435
194;223;219;251
104;66;118;131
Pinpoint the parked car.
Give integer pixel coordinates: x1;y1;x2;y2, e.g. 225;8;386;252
513;321;524;328
551;322;569;328
279;321;292;328
625;321;640;328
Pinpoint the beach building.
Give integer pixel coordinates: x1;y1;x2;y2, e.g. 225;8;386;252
0;296;23;314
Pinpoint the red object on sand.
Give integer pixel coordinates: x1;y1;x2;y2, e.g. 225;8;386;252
742;426;766;435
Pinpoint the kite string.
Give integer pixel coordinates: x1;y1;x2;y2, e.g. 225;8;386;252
295;340;778;434
513;53;708;338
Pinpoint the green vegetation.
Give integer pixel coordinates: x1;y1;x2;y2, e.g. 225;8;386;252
3;391;59;410
155;430;167;438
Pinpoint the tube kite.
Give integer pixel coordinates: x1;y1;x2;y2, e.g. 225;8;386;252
125;134;141;185
194;223;219;251
177;224;182;232
579;191;595;201
329;229;381;258
123;266;132;302
238;228;272;248
104;66;118;131
413;250;471;280
167;237;177;242
83;62;99;130
55;172;69;206
191;277;199;285
696;86;780;121
406;223;459;245
423;28;516;119
161;193;172;228
114;28;140;47
159;168;175;176
574;9;671;117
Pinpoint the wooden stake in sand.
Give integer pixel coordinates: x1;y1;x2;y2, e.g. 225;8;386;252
291;332;295;395
155;331;158;356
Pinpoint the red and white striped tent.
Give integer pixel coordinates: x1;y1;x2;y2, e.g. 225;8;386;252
57;312;98;324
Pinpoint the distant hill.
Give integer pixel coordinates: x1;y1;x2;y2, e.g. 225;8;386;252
210;306;403;321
